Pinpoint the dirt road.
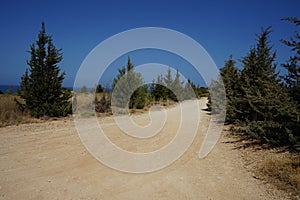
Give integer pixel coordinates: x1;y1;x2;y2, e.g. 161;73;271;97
0;98;283;199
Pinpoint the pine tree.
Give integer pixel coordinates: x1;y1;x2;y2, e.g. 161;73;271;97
238;48;257;121
239;27;298;145
281;17;300;109
170;69;184;101
220;55;240;122
281;17;300;147
163;67;176;101
130;85;149;109
206;79;226;114
126;56;134;71
240;28;279;121
111;57;148;110
149;79;156;101
164;67;173;88
18;22;71;117
151;74;166;101
183;79;196;100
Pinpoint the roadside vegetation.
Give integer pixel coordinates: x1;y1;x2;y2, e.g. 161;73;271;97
1;22;206;125
209;18;299;149
209;17;300;196
73;57;208;117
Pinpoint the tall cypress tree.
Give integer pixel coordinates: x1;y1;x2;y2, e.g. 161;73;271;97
18;22;71;117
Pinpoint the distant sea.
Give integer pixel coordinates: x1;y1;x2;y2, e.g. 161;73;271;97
0;85;76;94
0;85;20;94
0;85;112;94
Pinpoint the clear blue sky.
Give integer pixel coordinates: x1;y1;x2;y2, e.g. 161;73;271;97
0;0;299;87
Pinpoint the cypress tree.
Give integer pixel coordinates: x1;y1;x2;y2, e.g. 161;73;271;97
18;22;71;117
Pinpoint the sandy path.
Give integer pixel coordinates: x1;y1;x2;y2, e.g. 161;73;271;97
0;99;282;199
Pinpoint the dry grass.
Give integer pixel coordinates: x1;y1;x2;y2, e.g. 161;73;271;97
0;94;74;127
0;95;26;127
224;129;300;199
0;95;48;127
258;153;300;198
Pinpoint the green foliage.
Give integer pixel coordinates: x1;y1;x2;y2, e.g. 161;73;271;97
183;80;194;100
112;57;148;109
163;68;177;101
195;86;209;97
206;79;226;114
96;84;104;93
150;74;167;101
219;55;240;122
170;70;184;101
130;85;149;109
238;27;299;146
281;17;300;108
18;22;71;118
182;79;207;100
150;68;200;102
217;26;300;147
281;17;300;147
